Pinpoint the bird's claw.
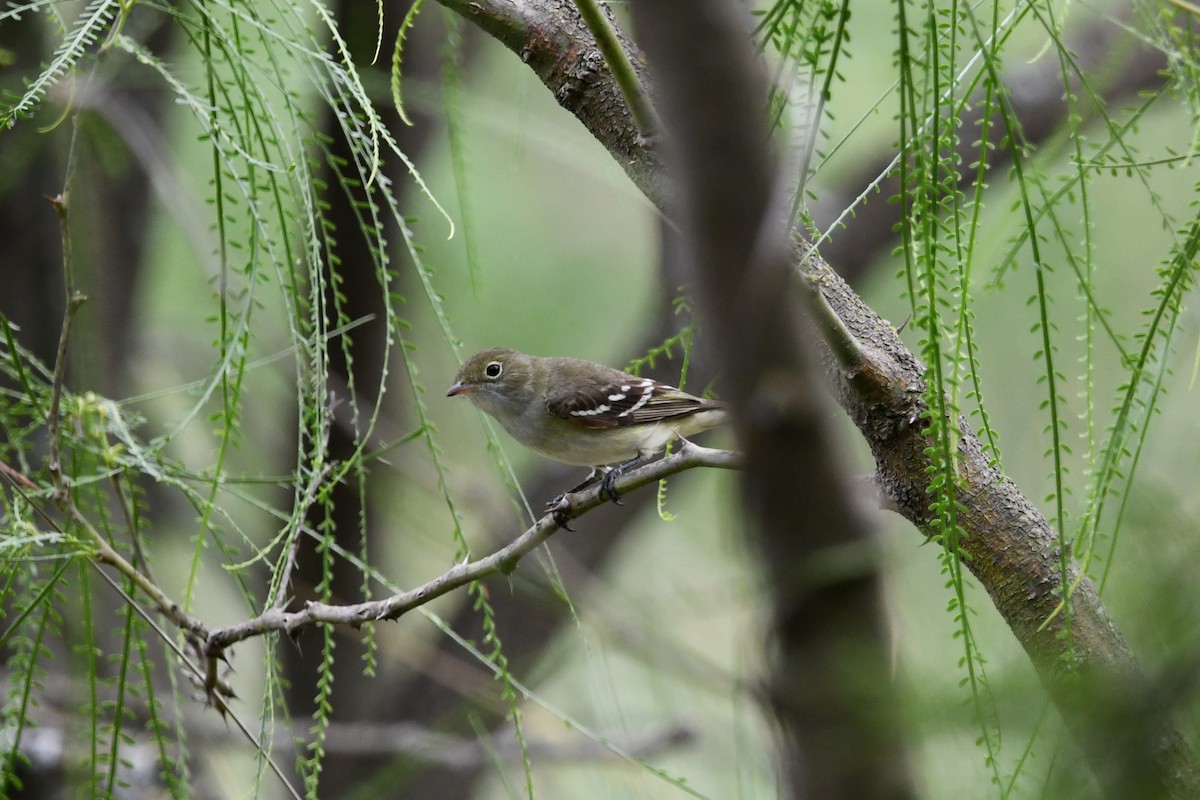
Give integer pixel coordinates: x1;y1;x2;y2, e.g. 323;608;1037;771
599;470;623;505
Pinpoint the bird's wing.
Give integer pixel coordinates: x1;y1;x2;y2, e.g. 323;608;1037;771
545;375;717;429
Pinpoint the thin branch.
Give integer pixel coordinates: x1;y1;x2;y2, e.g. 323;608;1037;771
60;499;210;641
204;442;741;656
45;88;91;495
13;395;737;706
44;195;85;497
44;283;83;497
1;464;212;649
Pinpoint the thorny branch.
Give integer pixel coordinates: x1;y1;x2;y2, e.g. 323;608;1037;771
201;442;740;663
19;432;738;701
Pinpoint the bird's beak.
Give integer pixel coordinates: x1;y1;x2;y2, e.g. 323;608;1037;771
446;380;477;398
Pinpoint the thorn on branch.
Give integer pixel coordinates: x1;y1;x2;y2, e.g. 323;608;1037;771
195;647;237;712
45;192;67;219
546;494;575;531
286;618;306;645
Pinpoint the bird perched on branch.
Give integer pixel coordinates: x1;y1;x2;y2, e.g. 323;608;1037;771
447;348;727;502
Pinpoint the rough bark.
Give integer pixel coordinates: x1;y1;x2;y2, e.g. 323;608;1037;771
438;0;663;203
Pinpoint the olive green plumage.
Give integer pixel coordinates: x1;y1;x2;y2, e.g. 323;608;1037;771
447;348;727;470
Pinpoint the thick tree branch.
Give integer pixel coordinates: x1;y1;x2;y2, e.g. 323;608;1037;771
434;0;1200;795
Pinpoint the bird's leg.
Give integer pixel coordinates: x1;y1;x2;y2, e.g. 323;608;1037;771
547;454;651;513
566;467;606;496
547;467;607;512
599;455;650;505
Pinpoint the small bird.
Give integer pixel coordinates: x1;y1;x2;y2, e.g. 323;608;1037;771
447;348;727;502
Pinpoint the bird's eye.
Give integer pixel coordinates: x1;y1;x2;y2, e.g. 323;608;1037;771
484;361;503;379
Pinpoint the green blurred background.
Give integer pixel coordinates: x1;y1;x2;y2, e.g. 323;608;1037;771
3;0;1199;797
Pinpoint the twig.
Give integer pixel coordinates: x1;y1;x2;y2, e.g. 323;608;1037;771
12;416;737;708
44;195;86;497
204;442;741;657
270;426;335;611
45;104;90;497
60;500;210;641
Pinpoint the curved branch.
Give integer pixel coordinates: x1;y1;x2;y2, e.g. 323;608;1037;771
203;443;740;655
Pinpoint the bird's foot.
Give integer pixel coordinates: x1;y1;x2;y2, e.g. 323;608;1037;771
599;469;624;505
598;455;650;505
